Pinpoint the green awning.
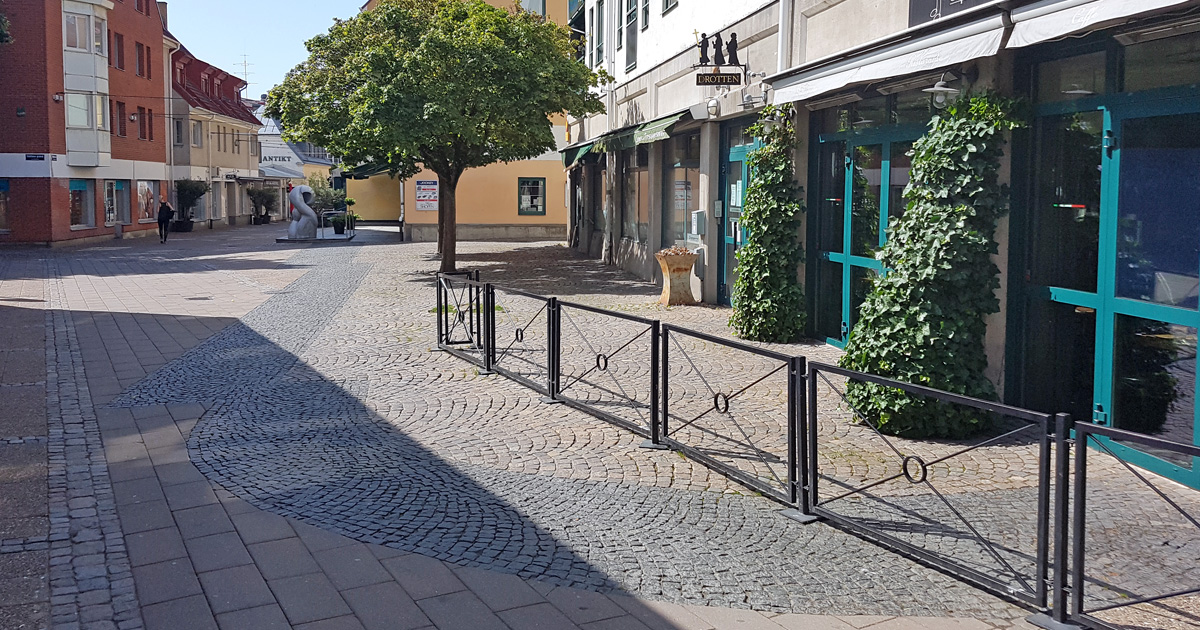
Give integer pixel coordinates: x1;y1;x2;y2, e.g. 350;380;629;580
560;142;594;169
343;162;390;180
634;112;686;145
593;129;636;153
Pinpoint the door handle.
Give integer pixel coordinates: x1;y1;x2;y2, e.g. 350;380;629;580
1092;404;1109;425
840;321;849;337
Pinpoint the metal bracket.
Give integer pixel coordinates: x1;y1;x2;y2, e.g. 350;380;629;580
639;439;670;450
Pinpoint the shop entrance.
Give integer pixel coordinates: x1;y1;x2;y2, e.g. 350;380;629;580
718;121;760;306
1022;57;1200;486
811;99;926;346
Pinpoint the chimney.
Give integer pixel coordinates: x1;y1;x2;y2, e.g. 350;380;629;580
157;2;168;28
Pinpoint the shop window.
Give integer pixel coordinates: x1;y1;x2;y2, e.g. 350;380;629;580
853;95;887;130
1123;31;1200;93
64;14;89;52
892;90;933;125
0;180;9;232
1036;52;1106;103
69;180;95;228
137;181;158;222
621;146;650;242
663;133;700;245
592;166;607;231
518;178;546;215
66;94;91;128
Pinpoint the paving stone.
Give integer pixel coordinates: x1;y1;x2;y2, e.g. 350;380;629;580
292;521;355;553
116;500;175;534
214;604;291;630
500;602;584;630
294;615;366;630
380;554;466;601
311;544;391;590
696;607;785;630
771;614;857;630
173;504;234;540
154;462;207;488
415;590;509;630
340;582;431;630
231;511;294;545
162;481;218;512
453;565;546;612
112;478;166;507
268;573;351;625
125;528;187;567
609;596;715;630
580;615;656;630
132;558;203;606
184;532;253;573
140;594;217;630
198;565;276;615
544;588;627;625
247;538;320;580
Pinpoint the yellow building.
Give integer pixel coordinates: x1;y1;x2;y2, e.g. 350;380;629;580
349;0;569;242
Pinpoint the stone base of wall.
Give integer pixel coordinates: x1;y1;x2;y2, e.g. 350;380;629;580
406;223;567;243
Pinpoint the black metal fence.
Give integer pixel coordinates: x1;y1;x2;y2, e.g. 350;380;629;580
432;272;1199;628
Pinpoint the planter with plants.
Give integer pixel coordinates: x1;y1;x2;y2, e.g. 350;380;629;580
329;214;348;234
172;179;211;232
248;186;279;225
654;246;698;306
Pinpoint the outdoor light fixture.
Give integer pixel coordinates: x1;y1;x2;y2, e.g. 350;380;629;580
129;113;138;122
52;94;63;103
1061;83;1096;96
922;73;960;109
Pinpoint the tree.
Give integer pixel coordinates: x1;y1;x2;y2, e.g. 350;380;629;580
174;179;211;222
728;104;806;342
838;94;1023;439
267;0;605;271
0;2;11;46
305;173;346;211
247;187;279;217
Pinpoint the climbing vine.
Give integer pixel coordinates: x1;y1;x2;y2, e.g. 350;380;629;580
838;93;1024;438
729;104;806;342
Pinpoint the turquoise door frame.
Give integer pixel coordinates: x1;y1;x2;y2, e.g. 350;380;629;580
717;138;759;306
814;123;926;346
1031;87;1200;486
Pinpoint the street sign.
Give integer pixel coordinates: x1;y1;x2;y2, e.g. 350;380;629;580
415;180;439;211
697;73;741;86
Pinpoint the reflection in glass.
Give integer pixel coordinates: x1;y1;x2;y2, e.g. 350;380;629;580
850;266;878;330
817;260;844;341
1022;300;1097;425
887;142;914;229
854;96;887;130
1036;52;1106;103
816;141;846;254
851;145;882;256
893;90;933;125
1029;112;1103;293
818;105;853;134
1116;113;1200;310
1112;316;1196;469
1124;31;1200;93
664;133;701;244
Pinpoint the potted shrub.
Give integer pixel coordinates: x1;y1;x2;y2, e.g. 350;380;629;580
247;186;279;225
654;245;699;305
172;179;211;232
329;214;348;235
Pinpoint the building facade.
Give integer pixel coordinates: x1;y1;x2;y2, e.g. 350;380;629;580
0;0;172;245
567;0;1200;488
168;42;263;227
347;0;570;242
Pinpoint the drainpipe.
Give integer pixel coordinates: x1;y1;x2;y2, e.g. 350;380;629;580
777;0;794;73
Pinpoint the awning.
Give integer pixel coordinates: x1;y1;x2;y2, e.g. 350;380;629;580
1007;0;1192;48
342;162;391;180
634;112;686;145
560;142;594;169
593;128;636;153
772;15;1008;105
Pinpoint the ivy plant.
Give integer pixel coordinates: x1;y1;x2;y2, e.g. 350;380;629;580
838;93;1024;438
729;104;806;342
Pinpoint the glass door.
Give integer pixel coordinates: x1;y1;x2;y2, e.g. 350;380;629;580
813;136;916;346
718;122;758;306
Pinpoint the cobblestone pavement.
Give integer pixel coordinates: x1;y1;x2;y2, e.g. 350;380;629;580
3;225;1194;629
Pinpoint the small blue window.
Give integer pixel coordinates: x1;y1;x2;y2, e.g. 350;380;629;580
70;179;89;191
0;180;9;192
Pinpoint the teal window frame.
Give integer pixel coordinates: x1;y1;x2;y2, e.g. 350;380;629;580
518;177;547;216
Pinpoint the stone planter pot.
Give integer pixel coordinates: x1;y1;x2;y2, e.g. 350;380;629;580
655;252;698;306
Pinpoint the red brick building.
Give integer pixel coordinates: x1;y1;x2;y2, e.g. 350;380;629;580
0;0;173;245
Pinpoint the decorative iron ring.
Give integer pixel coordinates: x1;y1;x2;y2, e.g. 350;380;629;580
902;455;928;484
596;354;609;371
514;328;524;342
455;311;465;324
713;393;730;414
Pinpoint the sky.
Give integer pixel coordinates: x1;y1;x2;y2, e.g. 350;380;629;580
163;0;363;100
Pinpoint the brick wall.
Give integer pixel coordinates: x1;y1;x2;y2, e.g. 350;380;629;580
0;1;59;155
107;1;168;163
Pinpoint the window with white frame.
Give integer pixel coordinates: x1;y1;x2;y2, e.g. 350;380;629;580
94;95;108;131
641;0;648;29
64;14;89;52
588;7;595;67
595;0;605;63
94;18;107;55
192;121;203;147
663;0;677;14
66;94;91;128
625;0;637;69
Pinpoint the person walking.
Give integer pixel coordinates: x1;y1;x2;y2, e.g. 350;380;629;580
157;195;175;243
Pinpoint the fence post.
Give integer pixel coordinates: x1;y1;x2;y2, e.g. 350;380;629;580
641;321;668;450
1030;413;1084;630
782;357;819;524
1070;420;1087;620
486;284;497;372
540;298;561;404
435;274;444;348
660;327;670;440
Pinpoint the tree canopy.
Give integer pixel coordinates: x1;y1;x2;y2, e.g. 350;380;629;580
266;0;606;271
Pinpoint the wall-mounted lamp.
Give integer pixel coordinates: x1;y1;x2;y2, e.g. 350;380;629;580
52;94;64;103
922;72;960;109
740;92;765;110
129;113;138;122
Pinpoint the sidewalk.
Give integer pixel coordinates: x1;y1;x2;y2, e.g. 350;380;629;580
0;226;1035;630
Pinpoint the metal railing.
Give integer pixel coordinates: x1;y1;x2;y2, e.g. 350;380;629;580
660;325;804;504
432;272;1199;628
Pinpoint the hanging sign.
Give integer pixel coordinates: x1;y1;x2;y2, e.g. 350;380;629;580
697;73;742;86
415;180;439;211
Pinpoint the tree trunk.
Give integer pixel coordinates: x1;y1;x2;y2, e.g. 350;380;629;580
436;190;445;255
438;170;461;273
601;149;618;265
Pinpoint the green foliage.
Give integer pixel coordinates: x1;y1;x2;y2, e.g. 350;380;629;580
0;10;11;45
174;180;211;221
838;93;1025;439
247;187;279;216
305;174;347;211
266;0;606;271
729;104;806;342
